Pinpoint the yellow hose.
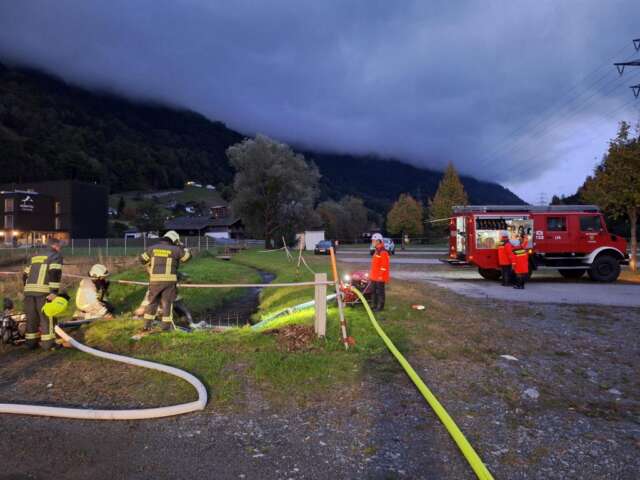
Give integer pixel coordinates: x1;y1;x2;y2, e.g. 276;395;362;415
350;287;494;480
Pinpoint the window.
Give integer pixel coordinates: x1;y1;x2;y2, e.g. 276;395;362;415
547;217;566;231
4;198;14;213
55;202;61;214
580;216;601;232
4;215;13;229
55;217;61;230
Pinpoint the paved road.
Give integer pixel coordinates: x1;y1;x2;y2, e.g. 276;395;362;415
340;257;443;265
337;249;447;255
393;270;640;307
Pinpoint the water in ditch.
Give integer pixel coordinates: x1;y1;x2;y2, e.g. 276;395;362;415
195;269;276;328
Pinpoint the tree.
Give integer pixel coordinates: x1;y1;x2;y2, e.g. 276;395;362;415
227;135;320;248
117;196;126;217
386;194;424;237
316;196;369;241
316;200;343;240
428;162;469;222
582;121;640;271
133;200;166;234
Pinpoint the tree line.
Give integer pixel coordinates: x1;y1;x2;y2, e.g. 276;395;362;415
228;135;469;248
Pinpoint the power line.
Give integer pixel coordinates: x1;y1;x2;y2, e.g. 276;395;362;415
476;42;635;166
479;57;640;170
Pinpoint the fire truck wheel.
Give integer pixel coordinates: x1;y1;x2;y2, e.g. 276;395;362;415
478;268;501;281
558;269;586;280
588;255;620;282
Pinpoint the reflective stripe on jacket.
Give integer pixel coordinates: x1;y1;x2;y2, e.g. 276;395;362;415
497;241;513;266
511;249;529;275
23;250;63;295
140;241;191;283
370;248;390;283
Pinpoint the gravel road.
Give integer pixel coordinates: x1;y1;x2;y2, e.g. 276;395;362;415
394;270;640;307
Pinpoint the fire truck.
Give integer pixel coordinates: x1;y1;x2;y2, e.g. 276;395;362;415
446;205;629;282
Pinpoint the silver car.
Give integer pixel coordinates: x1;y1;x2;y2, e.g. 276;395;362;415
370;237;395;255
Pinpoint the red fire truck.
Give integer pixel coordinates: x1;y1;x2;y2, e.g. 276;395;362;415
446;205;629;282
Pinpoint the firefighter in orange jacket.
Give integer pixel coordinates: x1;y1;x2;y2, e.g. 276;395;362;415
370;233;390;311
511;248;529;289
496;232;513;286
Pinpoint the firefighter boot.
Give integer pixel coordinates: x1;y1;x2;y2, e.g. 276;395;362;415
143;314;155;331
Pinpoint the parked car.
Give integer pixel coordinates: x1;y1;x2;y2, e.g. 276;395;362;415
370;237;396;255
314;240;336;255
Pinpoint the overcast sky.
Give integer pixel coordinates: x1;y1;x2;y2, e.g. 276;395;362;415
1;1;639;203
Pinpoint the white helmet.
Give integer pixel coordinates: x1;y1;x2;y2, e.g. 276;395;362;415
163;230;181;245
371;233;383;242
89;264;109;279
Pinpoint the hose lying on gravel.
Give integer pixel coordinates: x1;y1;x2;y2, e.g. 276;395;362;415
350;287;494;480
0;325;207;420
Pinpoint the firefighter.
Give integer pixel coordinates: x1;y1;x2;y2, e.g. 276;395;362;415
74;264;114;320
22;238;64;350
139;231;191;331
369;233;390;312
511;248;529;289
497;231;513;286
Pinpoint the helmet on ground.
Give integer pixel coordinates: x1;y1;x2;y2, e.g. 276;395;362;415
89;264;109;278
42;296;69;318
371;233;383;242
163;230;181;245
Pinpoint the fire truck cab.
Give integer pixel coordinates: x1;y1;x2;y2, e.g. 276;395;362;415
447;205;629;282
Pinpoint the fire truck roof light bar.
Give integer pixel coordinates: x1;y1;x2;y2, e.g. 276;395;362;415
452;205;600;213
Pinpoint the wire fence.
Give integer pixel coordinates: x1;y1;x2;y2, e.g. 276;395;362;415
0;237;265;265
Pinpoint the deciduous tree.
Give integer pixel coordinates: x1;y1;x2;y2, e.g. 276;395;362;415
582;121;639;271
227;135;320;248
386;194;424;237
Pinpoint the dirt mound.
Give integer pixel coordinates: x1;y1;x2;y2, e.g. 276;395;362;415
267;324;316;352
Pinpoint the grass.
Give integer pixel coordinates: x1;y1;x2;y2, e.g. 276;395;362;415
109;185;224;215
69;248;420;409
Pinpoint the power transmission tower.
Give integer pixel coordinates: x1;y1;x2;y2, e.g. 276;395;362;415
537;192;548;206
614;38;640;98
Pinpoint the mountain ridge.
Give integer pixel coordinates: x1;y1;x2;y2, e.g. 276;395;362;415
0;62;524;210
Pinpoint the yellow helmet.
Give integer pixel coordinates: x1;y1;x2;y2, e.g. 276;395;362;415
42;296;69;318
89;264;109;278
163;230;181;245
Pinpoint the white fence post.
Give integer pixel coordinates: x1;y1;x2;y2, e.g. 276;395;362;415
124;236;127;256
71;238;75;256
314;273;327;337
88;238;91;257
106;238;109;257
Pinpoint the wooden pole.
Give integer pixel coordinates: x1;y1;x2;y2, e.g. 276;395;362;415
314;273;327;337
329;247;350;349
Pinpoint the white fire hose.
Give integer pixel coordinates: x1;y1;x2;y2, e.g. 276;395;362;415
0;325;207;420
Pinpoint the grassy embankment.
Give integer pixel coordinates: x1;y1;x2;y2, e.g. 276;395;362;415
76;249;409;409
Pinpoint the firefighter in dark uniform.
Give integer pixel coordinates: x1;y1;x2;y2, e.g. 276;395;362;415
23;238;64;350
139;231;191;331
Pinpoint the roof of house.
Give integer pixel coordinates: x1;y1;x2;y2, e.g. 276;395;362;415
165;216;214;231
164;216;242;230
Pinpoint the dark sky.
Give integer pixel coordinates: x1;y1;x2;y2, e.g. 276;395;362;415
1;1;639;202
